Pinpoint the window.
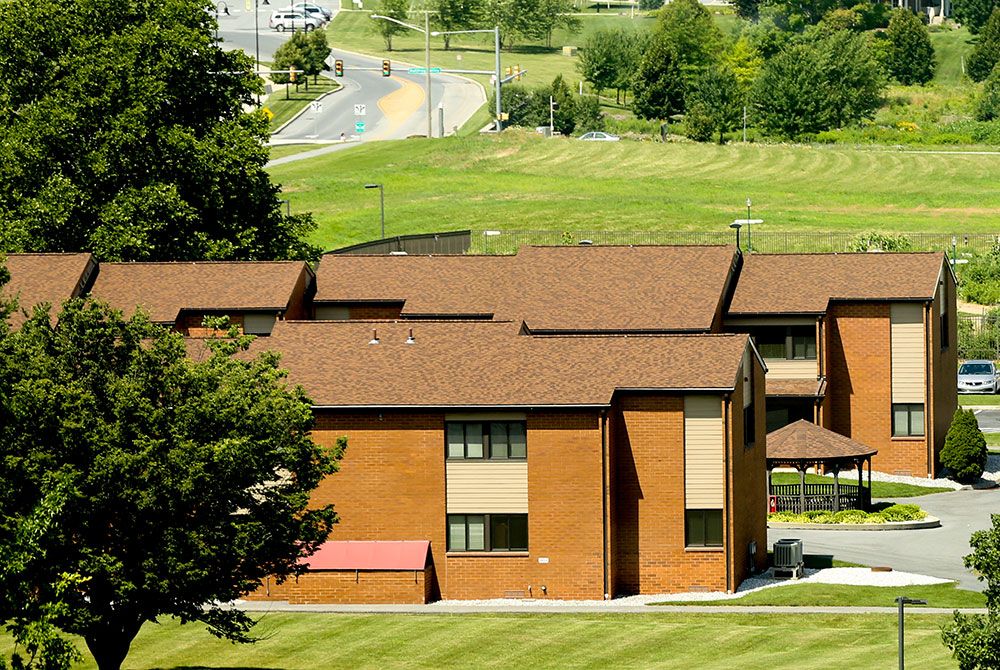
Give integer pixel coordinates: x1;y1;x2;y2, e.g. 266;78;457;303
892;403;925;437
685;509;723;547
446;421;526;460
447;514;528;552
941;305;949;350
744;369;755;448
749;326;816;360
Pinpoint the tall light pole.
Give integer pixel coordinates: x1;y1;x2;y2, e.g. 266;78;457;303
895;596;927;670
430;27;502;131
370;13;433;137
365;183;385;239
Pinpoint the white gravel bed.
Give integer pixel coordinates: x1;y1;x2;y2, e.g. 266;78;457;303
429;568;950;607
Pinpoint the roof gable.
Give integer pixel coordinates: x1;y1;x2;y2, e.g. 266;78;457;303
2;253;95;328
89;261;311;323
728;252;948;315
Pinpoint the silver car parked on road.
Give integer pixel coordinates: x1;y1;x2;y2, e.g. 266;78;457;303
958;359;999;394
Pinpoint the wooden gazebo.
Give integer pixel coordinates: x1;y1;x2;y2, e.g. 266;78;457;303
767;420;878;513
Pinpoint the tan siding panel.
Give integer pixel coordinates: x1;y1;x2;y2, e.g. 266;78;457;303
891;303;925;403
764;359;817;379
314;305;350;320
684;395;724;509
446;461;528;513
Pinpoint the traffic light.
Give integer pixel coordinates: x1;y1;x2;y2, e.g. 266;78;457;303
289;66;297;83
382;60;390;77
335;59;344;77
514;65;521;81
505;66;512;77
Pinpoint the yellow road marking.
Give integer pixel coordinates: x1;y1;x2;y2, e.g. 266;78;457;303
370;75;426;141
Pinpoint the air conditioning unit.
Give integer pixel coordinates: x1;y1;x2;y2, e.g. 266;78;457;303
772;538;804;579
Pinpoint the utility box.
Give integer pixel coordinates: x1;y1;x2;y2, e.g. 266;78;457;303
772;539;804;579
562;46;578;57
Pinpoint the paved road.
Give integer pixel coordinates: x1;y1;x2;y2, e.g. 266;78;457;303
970;405;1000;432
770;488;1000;591
215;3;484;144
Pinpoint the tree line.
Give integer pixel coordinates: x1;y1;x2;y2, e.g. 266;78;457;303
578;0;940;142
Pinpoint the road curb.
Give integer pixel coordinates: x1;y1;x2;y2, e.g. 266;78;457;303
768;516;941;531
270;84;345;137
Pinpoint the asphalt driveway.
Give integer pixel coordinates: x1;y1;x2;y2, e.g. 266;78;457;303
768;488;1000;591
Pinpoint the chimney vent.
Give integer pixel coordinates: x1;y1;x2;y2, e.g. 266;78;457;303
406;328;415;344
369;329;379;345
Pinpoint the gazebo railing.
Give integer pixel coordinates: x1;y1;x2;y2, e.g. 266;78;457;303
770;483;869;513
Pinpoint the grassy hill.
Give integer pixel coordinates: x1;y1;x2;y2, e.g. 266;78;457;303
267;130;1000;251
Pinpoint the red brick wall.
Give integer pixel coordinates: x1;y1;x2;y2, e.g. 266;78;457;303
349;304;404;320
826;302;929;476
308;410;606;601
610;395;727;595
730;355;768;587
243;569;431;604
930;266;958;477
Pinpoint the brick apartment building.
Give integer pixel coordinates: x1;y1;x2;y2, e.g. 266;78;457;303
0;245;958;601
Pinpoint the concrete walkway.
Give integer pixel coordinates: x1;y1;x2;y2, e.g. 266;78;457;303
234;601;985;615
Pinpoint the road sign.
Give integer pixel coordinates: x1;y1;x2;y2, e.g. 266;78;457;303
356;121;365;133
261;106;274;120
407;67;442;74
309;101;323;113
354;104;366;116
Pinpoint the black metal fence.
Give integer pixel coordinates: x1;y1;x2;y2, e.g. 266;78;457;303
467;230;1000;255
960;313;1000;361
771;483;866;513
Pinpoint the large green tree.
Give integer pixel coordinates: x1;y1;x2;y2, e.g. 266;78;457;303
0;299;342;670
0;0;319;263
956;0;1000;34
970;7;1000;81
684;65;742;144
943;514;1000;669
654;0;725;88
631;30;686;120
883;8;935;84
432;0;483;49
371;0;410;50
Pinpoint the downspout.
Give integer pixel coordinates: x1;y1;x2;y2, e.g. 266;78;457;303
601;409;610;600
723;393;732;594
925;300;934;478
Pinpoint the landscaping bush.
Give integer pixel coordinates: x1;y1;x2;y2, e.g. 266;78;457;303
878;503;928;522
769;504;928;524
941;408;988;483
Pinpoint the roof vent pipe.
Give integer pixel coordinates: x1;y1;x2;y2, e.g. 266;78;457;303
369;329;379;345
405;328;415;344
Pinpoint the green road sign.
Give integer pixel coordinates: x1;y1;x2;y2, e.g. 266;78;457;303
355;121;365;133
407;67;442;74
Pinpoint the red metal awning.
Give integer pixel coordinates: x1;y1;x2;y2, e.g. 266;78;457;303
300;541;430;571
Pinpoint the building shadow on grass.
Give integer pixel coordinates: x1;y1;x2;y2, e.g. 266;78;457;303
152;666;288;670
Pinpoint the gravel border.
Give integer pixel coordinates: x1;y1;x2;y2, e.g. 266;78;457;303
427;568;952;608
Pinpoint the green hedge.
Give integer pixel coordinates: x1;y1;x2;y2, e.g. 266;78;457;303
768;504;927;524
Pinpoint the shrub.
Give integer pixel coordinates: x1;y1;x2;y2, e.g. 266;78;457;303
848;231;912;252
832;509;870;523
941;408;988;482
977;62;1000;121
878;503;928;522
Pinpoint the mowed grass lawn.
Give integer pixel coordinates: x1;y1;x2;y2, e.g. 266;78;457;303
267;131;1000;250
1;613;960;669
660;581;985;608
769;472;952;498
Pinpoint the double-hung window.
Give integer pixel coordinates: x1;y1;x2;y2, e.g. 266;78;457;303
685;509;723;547
750;326;816;360
892;403;925;437
447;421;526;460
447;514;528;552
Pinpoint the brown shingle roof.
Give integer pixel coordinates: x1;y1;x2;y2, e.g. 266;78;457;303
728;252;947;315
767;378;826;397
314;254;508;316
89;261;311;323
314;245;738;332
250;320;750;407
2;253;95;328
767;420;877;462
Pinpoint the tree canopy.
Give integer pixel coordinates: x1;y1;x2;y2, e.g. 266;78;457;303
970;7;1000;81
0;298;343;670
0;0;320;263
955;0;1000;34
943;514;1000;669
883;9;935;85
371;0;410;50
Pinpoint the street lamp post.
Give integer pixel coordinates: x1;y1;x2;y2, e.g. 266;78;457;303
895;596;927;670
365;184;385;239
370;13;433;137
430;27;502;131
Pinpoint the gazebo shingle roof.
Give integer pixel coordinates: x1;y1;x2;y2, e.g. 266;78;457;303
767;419;877;463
